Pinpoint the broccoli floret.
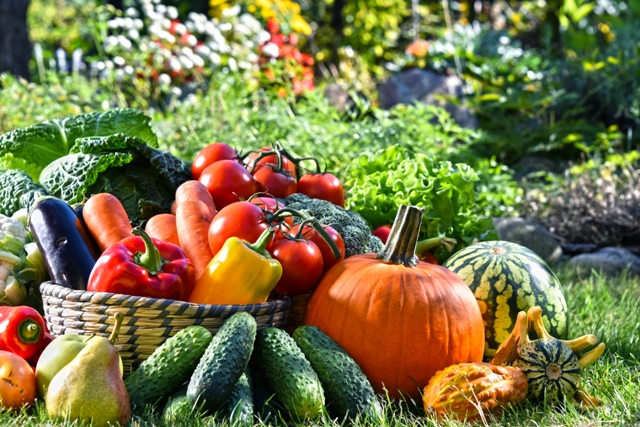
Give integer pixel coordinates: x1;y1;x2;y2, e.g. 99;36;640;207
282;193;384;257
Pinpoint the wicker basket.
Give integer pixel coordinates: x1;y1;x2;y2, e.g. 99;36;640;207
40;282;293;377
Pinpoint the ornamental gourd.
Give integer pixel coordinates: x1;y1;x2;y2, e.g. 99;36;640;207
492;307;604;407
304;205;485;399
423;362;528;422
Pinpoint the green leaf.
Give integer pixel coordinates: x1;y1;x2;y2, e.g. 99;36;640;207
572;3;595;22
0;109;157;181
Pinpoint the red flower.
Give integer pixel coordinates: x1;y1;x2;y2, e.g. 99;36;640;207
266;18;280;35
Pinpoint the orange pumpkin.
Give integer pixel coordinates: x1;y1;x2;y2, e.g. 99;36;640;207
423;362;528;422
304;205;485;399
0;350;37;410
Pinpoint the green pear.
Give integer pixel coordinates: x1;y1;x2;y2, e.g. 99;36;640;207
45;334;131;427
36;335;124;399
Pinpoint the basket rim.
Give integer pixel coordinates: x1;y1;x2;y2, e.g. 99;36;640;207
40;281;293;315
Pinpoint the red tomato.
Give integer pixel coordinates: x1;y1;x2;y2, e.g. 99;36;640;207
192;143;239;180
199;160;258;209
270;239;324;296
291;224;345;272
297;173;345;207
246;147;296;179
252;165;297;199
208;201;269;257
420;251;439;265
0;351;36;410
250;196;293;226
372;225;392;244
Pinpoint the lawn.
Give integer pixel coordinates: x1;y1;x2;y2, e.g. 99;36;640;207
2;265;638;427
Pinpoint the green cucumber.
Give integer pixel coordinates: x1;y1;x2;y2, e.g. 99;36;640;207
187;312;257;413
125;325;213;412
161;387;192;424
250;360;286;422
293;325;381;420
255;327;325;420
223;367;254;425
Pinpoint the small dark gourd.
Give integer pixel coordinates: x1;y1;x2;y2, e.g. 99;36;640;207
492;307;604;407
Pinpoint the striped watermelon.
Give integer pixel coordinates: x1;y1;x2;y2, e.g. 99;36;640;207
443;241;568;360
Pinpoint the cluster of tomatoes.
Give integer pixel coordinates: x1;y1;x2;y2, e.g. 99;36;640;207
192;142;346;296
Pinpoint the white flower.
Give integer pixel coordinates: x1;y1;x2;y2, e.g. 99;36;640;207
155;4;167;15
499;36;510;45
105;35;119;49
124;65;134;75
235;23;251;36
237;61;252;70
107;19;120;29
219;23;232;32
161;18;172;30
105;60;114;69
262;42;279;58
117;35;132;50
184;93;199;106
228;57;238;72
96;61;106;71
124;17;134;30
128;29;140;40
162;48;172;59
194;22;206;34
195;44;211;56
174;23;187;35
169;57;182;72
186;34;197;47
179;55;194;70
240;14;262;33
247;52;258;62
181;46;194;57
160;31;176;44
192;55;204;67
172;87;182;97
158;73;171;86
115;69;125;82
256;30;271;45
186;21;195;32
167;6;178;20
113;56;126;66
209;52;221;66
101;100;111;110
134;18;144;29
221;5;241;18
125;7;139;18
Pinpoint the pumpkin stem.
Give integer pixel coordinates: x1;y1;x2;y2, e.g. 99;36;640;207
376;205;423;266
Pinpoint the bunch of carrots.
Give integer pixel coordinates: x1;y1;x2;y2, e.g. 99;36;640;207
83;181;215;284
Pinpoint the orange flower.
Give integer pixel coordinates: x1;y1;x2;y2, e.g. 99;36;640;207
406;39;430;57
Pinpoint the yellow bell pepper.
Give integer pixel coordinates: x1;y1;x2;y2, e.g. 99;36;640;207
188;228;282;305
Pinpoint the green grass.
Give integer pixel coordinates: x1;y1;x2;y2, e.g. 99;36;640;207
2;265;640;426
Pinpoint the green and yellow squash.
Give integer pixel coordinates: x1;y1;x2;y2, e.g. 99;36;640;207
443;241;568;359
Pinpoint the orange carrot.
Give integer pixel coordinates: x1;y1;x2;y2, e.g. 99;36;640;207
145;214;180;247
176;200;214;280
83;193;133;252
175;180;217;221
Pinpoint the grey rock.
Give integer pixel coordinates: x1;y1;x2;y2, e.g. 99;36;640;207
513;155;566;181
377;68;477;129
494;217;563;265
569;247;640;277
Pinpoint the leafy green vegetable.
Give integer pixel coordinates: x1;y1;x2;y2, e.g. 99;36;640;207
344;145;497;262
39;134;190;226
0;108;158;180
0;169;47;216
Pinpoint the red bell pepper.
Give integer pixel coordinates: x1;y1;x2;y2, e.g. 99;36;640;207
87;228;196;301
0;306;48;360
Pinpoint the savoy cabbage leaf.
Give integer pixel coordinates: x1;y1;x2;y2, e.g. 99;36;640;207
0;109;158;181
39;134;190;226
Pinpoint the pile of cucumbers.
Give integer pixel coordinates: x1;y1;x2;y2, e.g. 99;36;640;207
124;312;381;424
